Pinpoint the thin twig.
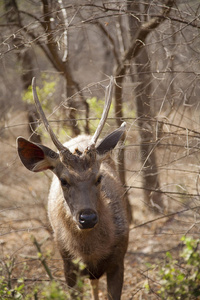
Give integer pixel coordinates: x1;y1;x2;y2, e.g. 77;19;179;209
31;235;54;281
130;205;200;230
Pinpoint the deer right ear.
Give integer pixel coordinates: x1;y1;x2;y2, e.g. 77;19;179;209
96;122;126;156
17;137;59;172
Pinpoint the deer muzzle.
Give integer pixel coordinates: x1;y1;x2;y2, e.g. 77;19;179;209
78;209;98;229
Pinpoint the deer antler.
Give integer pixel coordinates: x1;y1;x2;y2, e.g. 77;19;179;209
32;77;70;154
89;76;114;148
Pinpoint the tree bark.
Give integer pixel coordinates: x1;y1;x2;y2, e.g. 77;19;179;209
127;0;171;211
41;0;91;136
4;0;41;143
135;48;163;210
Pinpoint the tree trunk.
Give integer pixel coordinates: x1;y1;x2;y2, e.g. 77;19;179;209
4;0;41;143
135;49;163;211
114;48;133;224
128;0;164;211
41;0;88;137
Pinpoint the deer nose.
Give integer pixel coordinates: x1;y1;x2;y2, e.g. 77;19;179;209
78;209;98;229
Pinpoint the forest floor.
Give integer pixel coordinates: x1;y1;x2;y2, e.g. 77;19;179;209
0;110;200;299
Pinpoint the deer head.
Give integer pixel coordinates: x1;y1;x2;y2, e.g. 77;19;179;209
17;77;126;230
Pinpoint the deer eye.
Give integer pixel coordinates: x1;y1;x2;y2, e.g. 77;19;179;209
95;175;102;186
60;178;70;188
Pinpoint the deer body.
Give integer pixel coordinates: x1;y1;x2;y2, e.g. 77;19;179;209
48;135;129;299
17;78;129;300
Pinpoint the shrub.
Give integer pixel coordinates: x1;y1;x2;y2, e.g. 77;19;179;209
158;236;200;299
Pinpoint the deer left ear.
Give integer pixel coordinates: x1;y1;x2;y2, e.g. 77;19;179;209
96;122;126;156
17;137;59;172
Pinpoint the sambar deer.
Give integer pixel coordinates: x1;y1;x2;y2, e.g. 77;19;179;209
17;77;129;300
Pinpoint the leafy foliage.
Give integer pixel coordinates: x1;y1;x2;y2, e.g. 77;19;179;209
158;236;200;299
22;76;56;109
0;256;25;299
0;241;90;300
0;276;25;299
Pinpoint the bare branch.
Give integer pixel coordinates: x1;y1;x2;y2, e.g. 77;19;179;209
130;205;200;230
116;0;174;76
31;235;54;281
95;21;121;65
58;0;69;62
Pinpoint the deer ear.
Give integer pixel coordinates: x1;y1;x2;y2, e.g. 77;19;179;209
96;122;126;156
17;137;59;172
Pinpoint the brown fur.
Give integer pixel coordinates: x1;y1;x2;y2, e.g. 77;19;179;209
17;134;129;300
48;136;129;299
17;79;129;300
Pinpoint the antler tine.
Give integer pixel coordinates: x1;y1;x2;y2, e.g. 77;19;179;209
89;76;114;148
32;77;67;152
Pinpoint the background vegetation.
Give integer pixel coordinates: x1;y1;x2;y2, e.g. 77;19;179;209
1;0;200;298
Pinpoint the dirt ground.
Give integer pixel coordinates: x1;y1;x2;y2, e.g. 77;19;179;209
1;110;200;299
